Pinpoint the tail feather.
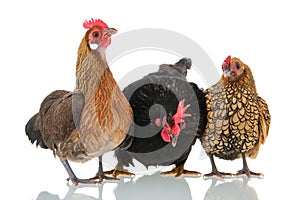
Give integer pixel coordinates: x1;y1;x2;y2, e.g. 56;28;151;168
25;113;48;149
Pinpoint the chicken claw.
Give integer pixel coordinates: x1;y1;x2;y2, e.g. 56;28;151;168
203;171;233;180
235;169;264;178
234;153;264;178
161;164;201;177
67;173;119;186
88;174;119;182
67;177;101;186
104;169;135;179
203;155;233;180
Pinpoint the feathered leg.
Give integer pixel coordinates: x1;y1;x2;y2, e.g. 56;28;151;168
203;155;232;179
235;153;263;178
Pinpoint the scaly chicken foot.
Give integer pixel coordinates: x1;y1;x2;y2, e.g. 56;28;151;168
104;162;135;179
66;177;101;185
104;169;135;179
88;174;119;182
88;156;120;182
235;153;264;178
161;164;201;177
203;155;233;179
235;169;263;178
203;170;233;179
61;159;101;185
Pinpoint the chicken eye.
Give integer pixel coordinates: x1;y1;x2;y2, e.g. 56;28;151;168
93;32;100;38
235;62;240;69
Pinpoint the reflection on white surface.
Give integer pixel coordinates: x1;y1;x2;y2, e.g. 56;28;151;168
204;177;258;200
36;184;103;200
114;173;192;200
33;173;261;200
34;173;193;200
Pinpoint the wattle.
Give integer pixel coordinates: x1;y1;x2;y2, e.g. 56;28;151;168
161;129;171;142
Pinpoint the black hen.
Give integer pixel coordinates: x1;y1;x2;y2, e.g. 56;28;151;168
105;58;207;177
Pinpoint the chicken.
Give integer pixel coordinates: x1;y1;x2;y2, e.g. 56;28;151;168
200;56;271;178
105;58;207;178
25;18;133;185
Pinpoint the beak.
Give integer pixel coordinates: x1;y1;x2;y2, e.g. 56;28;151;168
104;27;118;37
170;134;178;147
223;69;232;77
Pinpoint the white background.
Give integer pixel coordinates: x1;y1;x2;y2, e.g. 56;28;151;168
0;0;299;199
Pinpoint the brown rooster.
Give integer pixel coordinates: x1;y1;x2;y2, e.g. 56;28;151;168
25;19;133;185
200;56;271;178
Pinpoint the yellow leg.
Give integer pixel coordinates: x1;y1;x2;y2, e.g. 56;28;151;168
161;164;201;177
104;162;135;178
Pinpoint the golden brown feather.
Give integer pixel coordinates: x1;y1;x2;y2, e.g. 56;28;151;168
200;56;271;178
25;22;132;185
76;51;132;156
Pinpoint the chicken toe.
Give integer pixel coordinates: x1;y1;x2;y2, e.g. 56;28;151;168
105;169;135;178
235;153;264;178
90;156;121;182
88;174;119;182
203;171;233;180
103;161;135;178
61;159;102;185
67;177;101;186
235;169;264;178
203;155;233;179
161;164;201;177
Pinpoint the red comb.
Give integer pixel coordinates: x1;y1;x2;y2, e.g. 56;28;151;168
222;55;231;67
83;18;108;29
224;55;231;64
173;99;191;125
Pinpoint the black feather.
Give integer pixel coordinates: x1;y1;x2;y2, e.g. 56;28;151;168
25;113;48;149
116;58;207;168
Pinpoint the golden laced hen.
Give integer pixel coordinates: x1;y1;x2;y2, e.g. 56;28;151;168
200;56;271;178
25;19;132;185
